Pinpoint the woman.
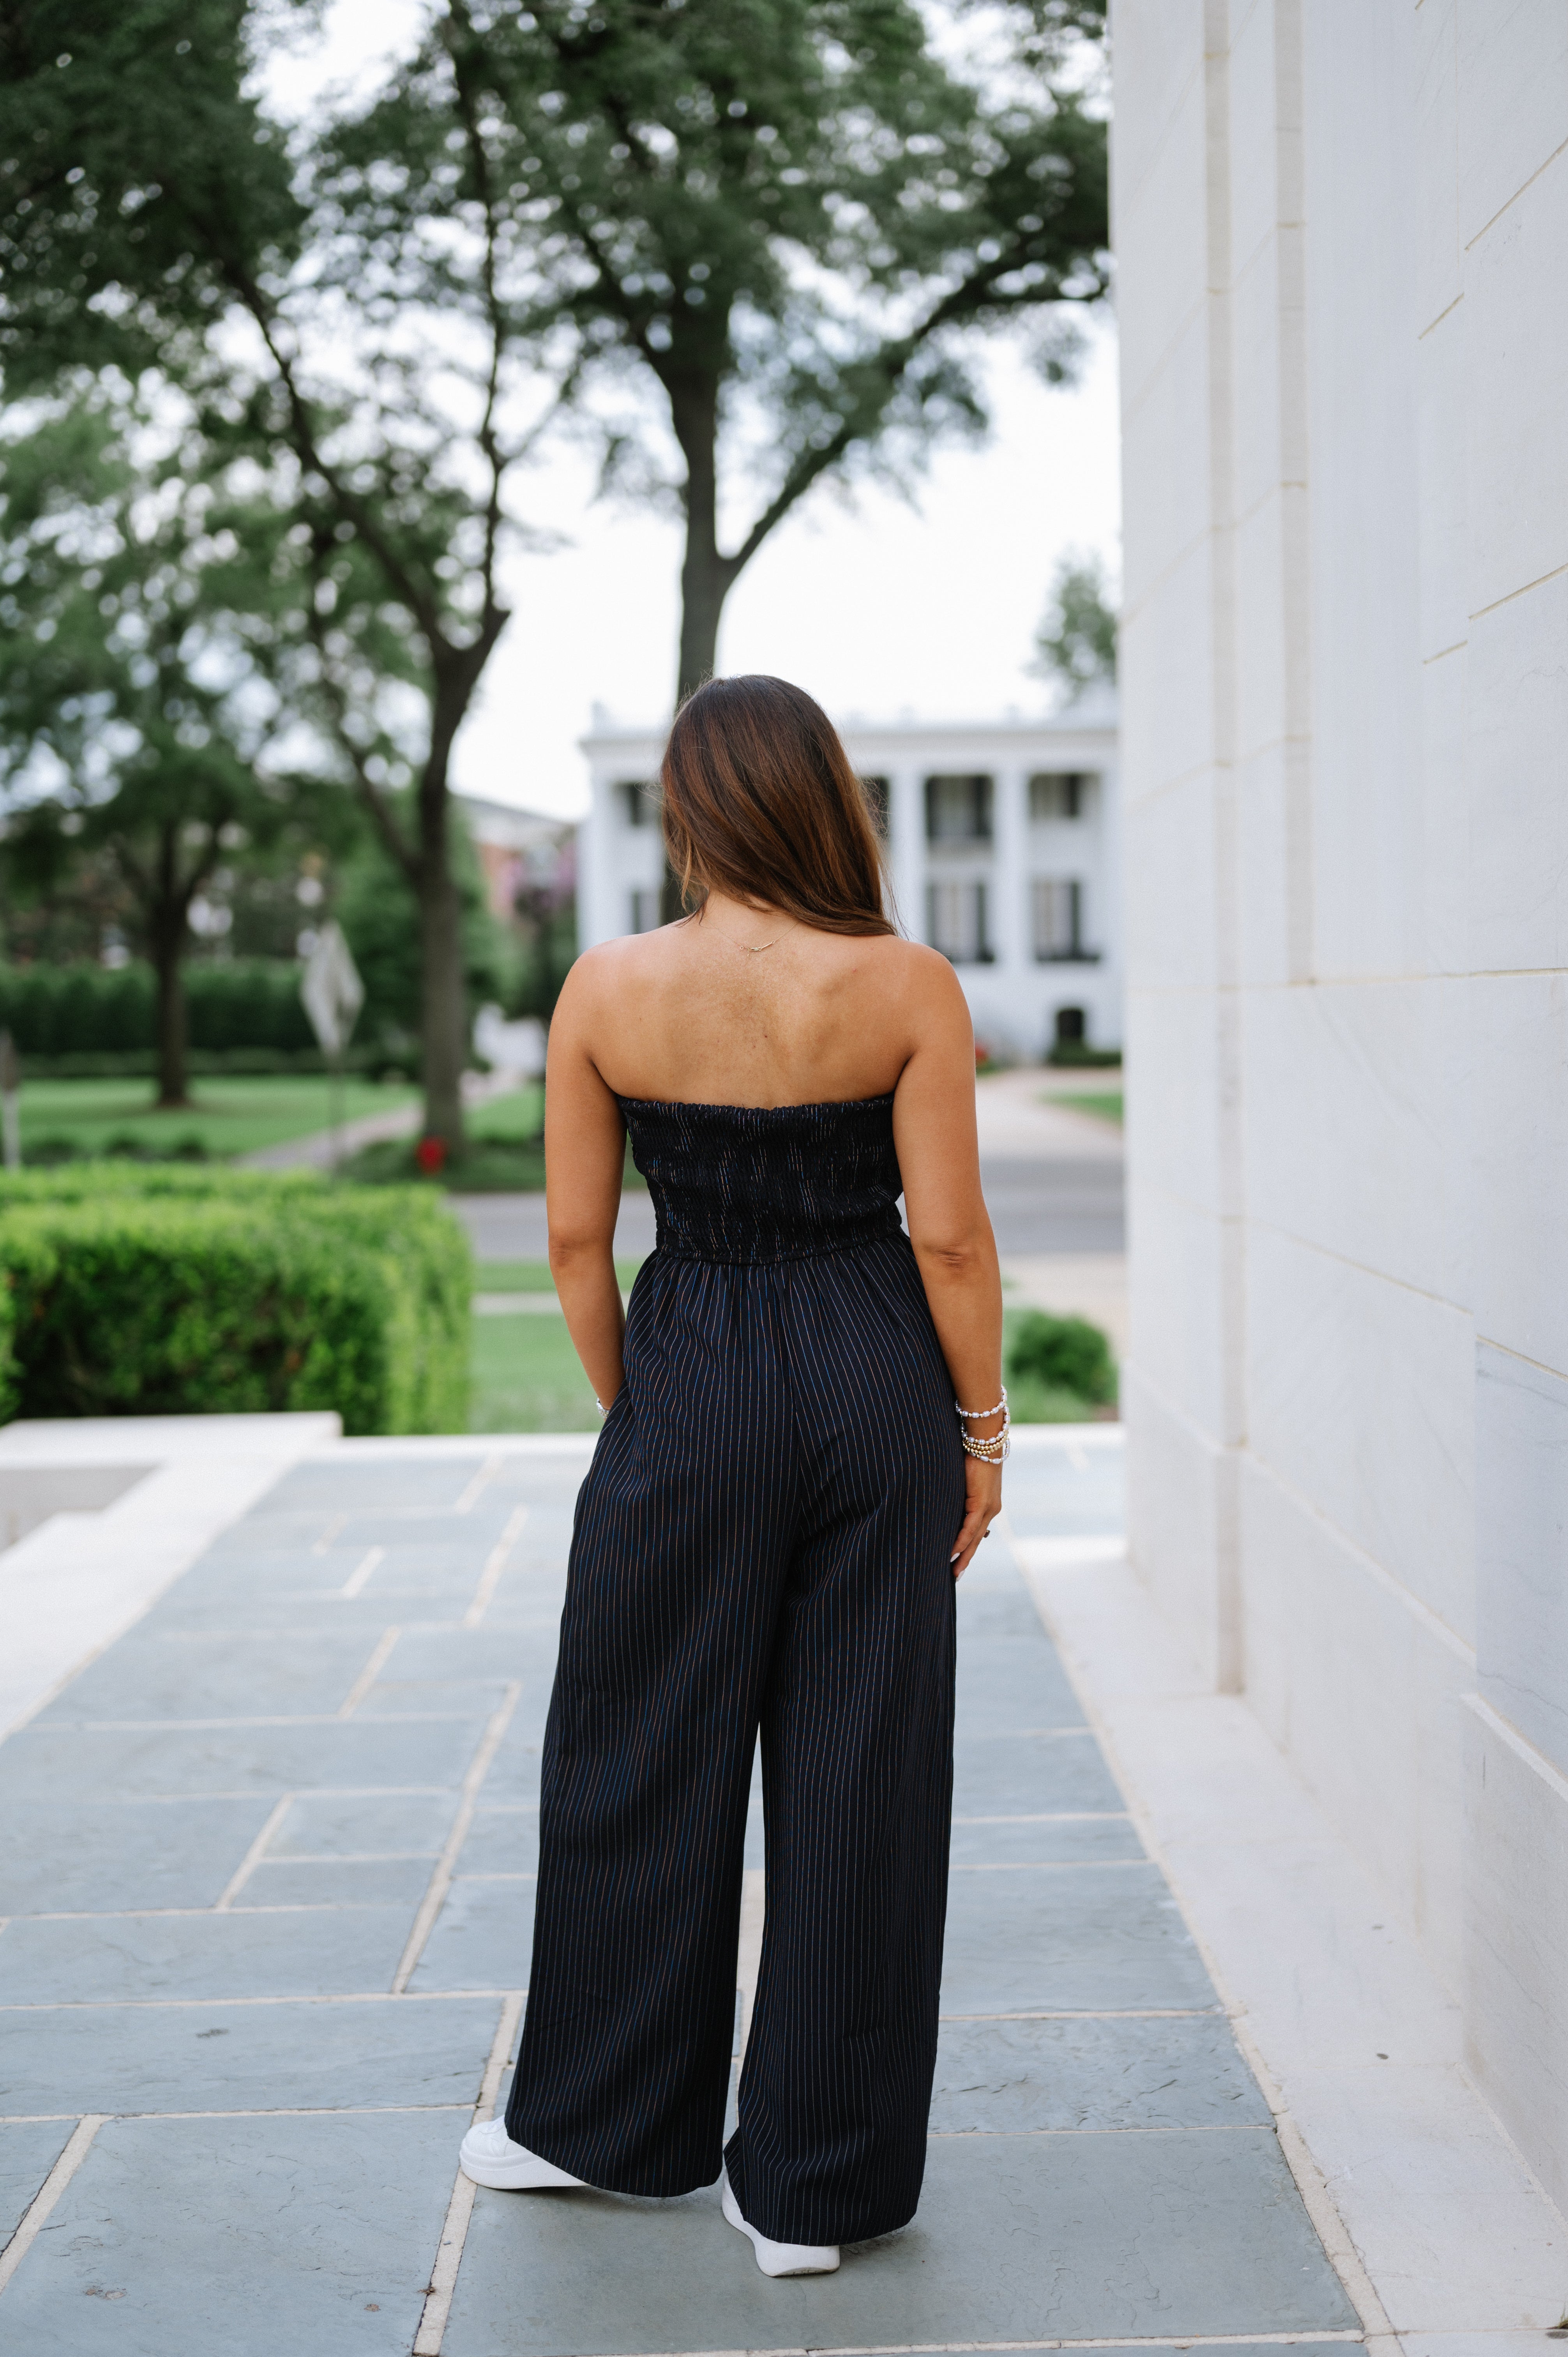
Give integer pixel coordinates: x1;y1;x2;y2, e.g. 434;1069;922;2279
459;675;1007;2276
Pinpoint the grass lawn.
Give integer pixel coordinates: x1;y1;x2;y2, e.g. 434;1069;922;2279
1055;1090;1124;1126
345;1083;561;1191
474;1259;645;1294
346;1108;648;1196
466;1300;1111;1433
17;1074;418;1161
470;1311;603;1433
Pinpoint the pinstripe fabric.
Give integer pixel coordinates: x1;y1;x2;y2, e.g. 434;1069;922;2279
506;1095;962;2246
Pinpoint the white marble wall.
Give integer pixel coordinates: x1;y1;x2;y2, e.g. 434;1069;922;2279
1114;0;1568;2212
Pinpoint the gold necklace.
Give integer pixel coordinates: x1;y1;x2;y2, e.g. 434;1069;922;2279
702;910;790;954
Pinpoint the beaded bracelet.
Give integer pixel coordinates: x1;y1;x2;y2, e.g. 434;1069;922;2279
955;1386;1008;1422
957;1384;1011;1463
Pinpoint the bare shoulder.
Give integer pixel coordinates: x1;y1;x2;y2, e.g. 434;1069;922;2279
555;928;670;1007
861;936;973;1025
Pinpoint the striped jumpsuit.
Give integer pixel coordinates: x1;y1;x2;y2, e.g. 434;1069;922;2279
505;1094;963;2247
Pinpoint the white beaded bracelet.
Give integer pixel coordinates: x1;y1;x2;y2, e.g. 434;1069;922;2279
955;1386;1008;1422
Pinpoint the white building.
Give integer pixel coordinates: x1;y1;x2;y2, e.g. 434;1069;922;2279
1116;4;1568;2220
576;705;1122;1063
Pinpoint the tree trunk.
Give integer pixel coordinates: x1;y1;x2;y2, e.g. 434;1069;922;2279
150;924;190;1108
417;704;467;1152
670;364;737;705
149;824;191;1108
668;359;739;918
677;541;731;705
419;868;466;1150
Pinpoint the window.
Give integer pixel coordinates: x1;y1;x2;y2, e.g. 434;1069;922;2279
1029;772;1088;822
1033;877;1095;962
1054;1005;1087;1048
925;774;992;845
619;780;655;828
629;888;659;935
928;879;991;965
860;775;890;838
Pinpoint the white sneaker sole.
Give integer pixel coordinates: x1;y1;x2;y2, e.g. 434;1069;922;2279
459;2133;587;2192
720;2170;840;2276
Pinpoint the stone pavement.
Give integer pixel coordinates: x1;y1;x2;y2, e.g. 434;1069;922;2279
0;1431;1361;2355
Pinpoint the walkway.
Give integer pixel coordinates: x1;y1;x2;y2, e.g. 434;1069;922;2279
0;1427;1360;2352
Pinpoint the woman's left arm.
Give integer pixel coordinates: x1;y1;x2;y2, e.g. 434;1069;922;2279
542;956;629;1407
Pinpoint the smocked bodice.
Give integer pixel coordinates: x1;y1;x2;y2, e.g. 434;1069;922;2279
618;1094;904;1266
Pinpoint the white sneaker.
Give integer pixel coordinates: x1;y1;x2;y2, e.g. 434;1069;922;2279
721;2167;840;2276
459;2116;589;2191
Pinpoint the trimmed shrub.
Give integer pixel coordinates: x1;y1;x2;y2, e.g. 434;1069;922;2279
0;1166;471;1434
0;960;316;1062
1005;1309;1118;1408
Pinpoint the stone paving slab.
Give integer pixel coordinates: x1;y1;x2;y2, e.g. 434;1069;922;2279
1;2110;461;2356
0;1796;278;1914
443;2131;1356;2353
948;1810;1142;1863
955;1633;1086;1730
1;1995;505;2118
0;2121;75;2244
941;1861;1218;2014
31;1628;392;1723
0;1433;1360;2352
266;1790;457;1857
239;1855;437;1908
0;1904;419;2006
457;1804;540;1876
0;1715;488;1801
928;2015;1272;2132
952;1728;1128;1815
408;1876;536;1994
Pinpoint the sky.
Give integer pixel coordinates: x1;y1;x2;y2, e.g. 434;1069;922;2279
259;0;1121;822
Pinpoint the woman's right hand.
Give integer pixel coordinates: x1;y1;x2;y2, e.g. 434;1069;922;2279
950;1455;1003;1579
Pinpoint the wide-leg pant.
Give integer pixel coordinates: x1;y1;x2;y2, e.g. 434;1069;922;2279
505;1231;963;2246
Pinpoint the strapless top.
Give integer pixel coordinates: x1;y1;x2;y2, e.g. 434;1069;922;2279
618;1094;904;1266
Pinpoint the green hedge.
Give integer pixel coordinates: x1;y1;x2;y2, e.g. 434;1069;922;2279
1005;1309;1118;1407
0;961;317;1059
0;1166;470;1435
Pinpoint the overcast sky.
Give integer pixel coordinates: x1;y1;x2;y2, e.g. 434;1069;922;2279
261;1;1121;822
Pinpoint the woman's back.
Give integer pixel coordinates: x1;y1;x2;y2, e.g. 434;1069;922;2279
566;912;949;1111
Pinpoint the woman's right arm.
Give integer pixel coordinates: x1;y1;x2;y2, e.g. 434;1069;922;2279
891;952;1006;1577
542;955;629;1408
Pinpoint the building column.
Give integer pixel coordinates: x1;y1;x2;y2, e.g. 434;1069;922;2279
888;767;925;944
991;767;1029;983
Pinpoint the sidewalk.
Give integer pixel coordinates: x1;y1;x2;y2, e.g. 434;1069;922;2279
0;1426;1366;2353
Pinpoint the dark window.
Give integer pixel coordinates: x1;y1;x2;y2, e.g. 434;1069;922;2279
1029;772;1088;821
927;879;991;965
1033;876;1097;962
925;774;993;844
619;781;655;828
1054;1005;1087;1046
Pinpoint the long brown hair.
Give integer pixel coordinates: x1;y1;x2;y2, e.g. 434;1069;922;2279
660;675;895;937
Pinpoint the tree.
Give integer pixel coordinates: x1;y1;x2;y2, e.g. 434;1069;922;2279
1031;548;1117;699
0;1;559;1148
358;0;1111;698
0;378;323;1104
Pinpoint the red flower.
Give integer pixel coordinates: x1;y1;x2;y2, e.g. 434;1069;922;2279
415;1135;447;1174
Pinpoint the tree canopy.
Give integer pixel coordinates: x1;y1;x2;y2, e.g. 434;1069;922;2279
0;375;330;1101
1032;548;1116;699
350;0;1111;691
1;0;558;1145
